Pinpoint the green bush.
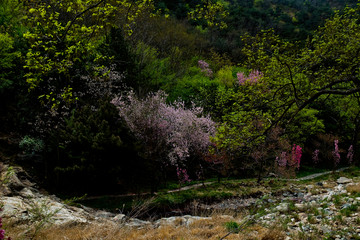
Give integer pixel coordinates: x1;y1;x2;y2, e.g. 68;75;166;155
19;136;44;156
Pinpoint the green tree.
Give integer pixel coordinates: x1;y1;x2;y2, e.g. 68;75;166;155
188;0;229;29
214;4;360;172
0;33;19;91
23;0;157;108
0;0;23;91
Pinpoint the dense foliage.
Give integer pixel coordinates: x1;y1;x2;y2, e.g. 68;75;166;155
1;0;360;194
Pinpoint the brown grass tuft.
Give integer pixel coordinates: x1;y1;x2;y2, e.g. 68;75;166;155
346;183;360;194
260;227;286;240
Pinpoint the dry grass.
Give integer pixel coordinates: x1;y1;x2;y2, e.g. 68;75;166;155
346;183;360;194
5;215;288;240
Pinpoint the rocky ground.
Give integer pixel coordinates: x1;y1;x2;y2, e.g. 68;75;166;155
258;176;360;239
2;165;360;239
199;176;360;239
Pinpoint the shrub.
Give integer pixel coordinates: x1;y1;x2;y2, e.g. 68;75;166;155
19;136;44;156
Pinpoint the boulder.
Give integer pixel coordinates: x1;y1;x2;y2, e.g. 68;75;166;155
125;218;151;228
113;214;126;222
337;177;352;184
276;203;289;213
295;203;308;212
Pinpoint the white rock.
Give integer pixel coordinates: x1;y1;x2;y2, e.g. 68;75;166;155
276;203;289;213
126;218;151;228
337;177;352;184
335;185;344;191
295;203;308;212
310;200;317;207
186;216;211;226
95;210;115;219
298;213;307;220
1;196;28;217
320;225;331;234
113;214;126;221
19;188;35;198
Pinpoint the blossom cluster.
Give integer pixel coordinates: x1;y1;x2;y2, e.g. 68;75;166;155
0;214;11;240
276;144;302;170
332;139;341;166
276;151;287;167
237;70;263;85
292;144;302;169
198;60;213;77
176;167;191;184
312;149;320;164
347;145;354;164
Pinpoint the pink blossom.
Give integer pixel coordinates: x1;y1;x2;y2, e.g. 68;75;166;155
332;139;340;166
347;145;354;164
291;144;302;169
198;60;213;77
237;72;246;85
312;149;320;164
177;167;191;184
295;145;302;169
277;151;287;167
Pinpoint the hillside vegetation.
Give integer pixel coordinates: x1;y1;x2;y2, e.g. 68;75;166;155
1;0;360;214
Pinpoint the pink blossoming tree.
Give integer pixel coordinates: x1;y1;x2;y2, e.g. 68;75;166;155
111;91;215;190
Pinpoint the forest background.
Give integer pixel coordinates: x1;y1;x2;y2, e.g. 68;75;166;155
1;0;360;196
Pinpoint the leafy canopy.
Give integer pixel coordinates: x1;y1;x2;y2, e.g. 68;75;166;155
23;0;157;107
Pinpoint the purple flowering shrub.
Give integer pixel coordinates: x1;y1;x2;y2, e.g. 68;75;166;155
237;70;263;85
308;134;343;168
310;137;356;168
292;144;302;169
347;145;354;164
312;149;320;164
275;144;302;178
198;60;213;77
176;167;191;185
0;214;10;240
0;166;11;240
332;139;341;167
